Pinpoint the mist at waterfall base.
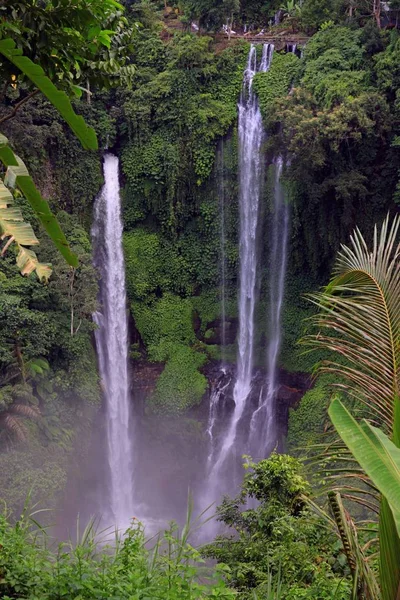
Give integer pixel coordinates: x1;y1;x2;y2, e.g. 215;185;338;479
66;45;291;540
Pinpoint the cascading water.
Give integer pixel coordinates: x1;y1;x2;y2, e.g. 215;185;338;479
92;153;134;527
208;43;274;486
218;142;228;355
249;157;289;458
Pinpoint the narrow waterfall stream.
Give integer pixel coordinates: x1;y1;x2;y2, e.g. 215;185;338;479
218;141;228;357
249;157;289;458
208;43;274;490
92;154;134;528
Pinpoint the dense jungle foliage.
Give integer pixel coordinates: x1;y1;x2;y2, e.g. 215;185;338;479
1;0;400;598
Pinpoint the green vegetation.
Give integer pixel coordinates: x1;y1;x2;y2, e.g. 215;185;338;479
203;454;352;599
2;0;400;598
302;216;400;598
253;51;301;120
268;24;399;277
0;510;234;599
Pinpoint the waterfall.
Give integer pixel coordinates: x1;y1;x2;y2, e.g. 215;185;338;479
218;143;227;355
209;43;274;482
205;368;232;471
249;157;289;458
92;153;134;527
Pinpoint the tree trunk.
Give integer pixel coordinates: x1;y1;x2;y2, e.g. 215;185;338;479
373;0;381;28
70;267;75;336
14;340;26;383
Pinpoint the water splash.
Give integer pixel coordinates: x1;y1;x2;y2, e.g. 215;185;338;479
92;154;134;528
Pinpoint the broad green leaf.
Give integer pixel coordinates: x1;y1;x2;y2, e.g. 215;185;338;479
329;398;400;536
0;183;14;207
0;179;52;281
0;136;78;268
0;38;98;151
379;497;400;600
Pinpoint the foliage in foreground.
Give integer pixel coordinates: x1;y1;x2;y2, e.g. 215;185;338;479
305;215;400;599
203;454;352;599
0;512;234;600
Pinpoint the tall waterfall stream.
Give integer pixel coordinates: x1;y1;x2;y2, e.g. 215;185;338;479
201;45;290;527
207;43;275;492
92;154;134;528
249;156;290;459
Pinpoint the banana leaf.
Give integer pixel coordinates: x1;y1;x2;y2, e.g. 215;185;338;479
0;38;98;151
329;398;400;535
0;135;78;268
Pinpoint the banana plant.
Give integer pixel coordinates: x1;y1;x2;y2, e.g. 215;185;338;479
329;399;400;536
304;215;400;599
0;37;100;277
0;38;97;151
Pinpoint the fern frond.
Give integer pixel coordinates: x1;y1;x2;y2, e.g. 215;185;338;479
1;414;27;441
10;404;40;419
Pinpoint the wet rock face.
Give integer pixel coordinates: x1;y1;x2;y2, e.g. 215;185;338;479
200;361;311;445
131;361;164;414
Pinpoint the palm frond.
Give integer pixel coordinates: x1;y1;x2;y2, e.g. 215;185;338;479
328;491;381;600
304;214;400;434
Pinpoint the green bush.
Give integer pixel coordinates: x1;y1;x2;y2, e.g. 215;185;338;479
0;512;235;599
287;377;332;453
149;345;207;415
203;454;351;599
132;294;208;414
253;52;301;123
124;230;193;301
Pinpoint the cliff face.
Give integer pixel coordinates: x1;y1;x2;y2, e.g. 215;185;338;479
132;357;311;439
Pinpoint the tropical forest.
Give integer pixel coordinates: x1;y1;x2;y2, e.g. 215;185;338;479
1;0;400;597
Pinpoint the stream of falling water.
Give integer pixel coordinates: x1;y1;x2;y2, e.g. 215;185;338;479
92;154;134;528
218;142;227;356
249;157;289;458
207;43;274;490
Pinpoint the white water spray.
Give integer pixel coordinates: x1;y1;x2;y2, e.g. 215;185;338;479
92;154;134;527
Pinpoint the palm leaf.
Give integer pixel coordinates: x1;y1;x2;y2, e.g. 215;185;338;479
0;413;27;441
304;214;400;434
328;491;380;600
303;215;400;600
0;38;98;151
10;404;40;419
